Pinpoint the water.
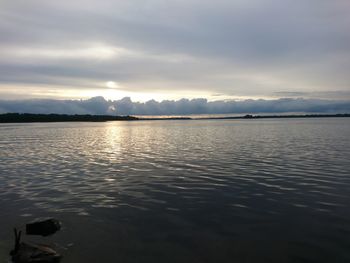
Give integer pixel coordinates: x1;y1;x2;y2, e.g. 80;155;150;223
0;118;350;262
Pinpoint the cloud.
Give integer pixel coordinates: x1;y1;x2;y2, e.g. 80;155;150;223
0;97;349;115
0;96;110;115
0;0;349;99
273;91;350;100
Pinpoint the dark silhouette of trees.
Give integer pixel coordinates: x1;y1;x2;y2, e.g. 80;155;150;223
0;113;138;123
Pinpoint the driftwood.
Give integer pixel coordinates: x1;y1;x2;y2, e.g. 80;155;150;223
10;228;62;263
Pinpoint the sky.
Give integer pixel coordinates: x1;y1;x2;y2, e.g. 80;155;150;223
0;0;349;114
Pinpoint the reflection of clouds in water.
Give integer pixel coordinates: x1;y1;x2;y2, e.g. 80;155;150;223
0;120;350;262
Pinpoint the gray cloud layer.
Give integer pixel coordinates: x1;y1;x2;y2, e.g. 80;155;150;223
1;97;349;116
0;0;349;100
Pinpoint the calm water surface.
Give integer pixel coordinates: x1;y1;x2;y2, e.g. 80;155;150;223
0;118;350;262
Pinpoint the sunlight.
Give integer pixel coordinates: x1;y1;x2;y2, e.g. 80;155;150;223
106;81;118;89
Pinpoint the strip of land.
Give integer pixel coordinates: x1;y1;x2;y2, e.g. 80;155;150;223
0;113;138;123
0;113;349;123
197;113;350;120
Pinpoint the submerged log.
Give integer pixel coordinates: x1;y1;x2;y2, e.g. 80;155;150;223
26;219;61;236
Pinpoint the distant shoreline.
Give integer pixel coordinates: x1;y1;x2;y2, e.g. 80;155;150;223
0;113;138;123
195;113;350;120
0;113;349;123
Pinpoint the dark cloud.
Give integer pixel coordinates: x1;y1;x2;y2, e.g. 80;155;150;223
1;97;349;115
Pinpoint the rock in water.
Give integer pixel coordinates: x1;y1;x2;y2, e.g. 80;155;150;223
11;242;62;263
10;228;62;263
26;219;61;236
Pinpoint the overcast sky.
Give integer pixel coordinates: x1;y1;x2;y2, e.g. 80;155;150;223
0;0;349;108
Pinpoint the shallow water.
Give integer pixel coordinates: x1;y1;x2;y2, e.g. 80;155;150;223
1;118;350;262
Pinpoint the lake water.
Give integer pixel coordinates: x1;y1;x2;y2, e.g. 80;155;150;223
0;118;350;262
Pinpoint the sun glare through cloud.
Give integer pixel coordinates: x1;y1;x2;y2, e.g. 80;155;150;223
106;81;118;89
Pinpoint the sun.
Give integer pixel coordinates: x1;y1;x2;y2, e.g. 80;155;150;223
106;81;118;89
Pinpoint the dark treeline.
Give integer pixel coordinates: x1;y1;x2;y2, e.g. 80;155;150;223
0;113;349;123
0;113;138;123
200;113;350;120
